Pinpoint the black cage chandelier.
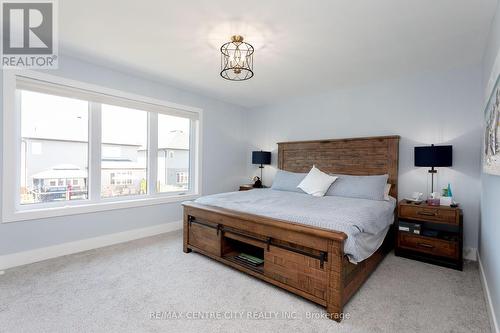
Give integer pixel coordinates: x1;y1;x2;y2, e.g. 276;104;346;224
220;35;254;81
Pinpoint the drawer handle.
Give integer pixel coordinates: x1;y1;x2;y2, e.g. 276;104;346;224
319;252;326;269
417;211;437;217
417;243;434;249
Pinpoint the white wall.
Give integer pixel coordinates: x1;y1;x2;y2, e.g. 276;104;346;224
0;55;249;255
480;0;500;329
246;65;483;251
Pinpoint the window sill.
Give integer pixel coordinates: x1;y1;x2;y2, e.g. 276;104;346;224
2;193;200;223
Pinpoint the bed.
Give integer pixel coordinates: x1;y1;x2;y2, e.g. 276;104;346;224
182;135;399;321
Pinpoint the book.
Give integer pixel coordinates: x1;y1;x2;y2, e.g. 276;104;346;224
234;256;261;267
239;253;264;264
422;229;439;237
399;221;421;235
234;253;264;266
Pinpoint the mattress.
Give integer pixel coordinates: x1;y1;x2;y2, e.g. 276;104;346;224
193;189;396;263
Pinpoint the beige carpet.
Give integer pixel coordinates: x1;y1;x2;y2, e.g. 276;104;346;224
0;230;490;333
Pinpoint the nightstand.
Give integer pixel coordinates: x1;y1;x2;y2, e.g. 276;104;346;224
239;184;255;191
239;184;268;191
395;200;463;270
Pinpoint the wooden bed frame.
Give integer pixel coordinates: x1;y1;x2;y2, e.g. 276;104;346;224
183;135;400;321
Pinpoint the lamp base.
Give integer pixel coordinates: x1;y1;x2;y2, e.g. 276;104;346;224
428;167;437;194
427;198;440;206
259;165;264;186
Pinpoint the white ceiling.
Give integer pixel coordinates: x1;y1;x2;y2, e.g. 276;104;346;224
59;0;498;108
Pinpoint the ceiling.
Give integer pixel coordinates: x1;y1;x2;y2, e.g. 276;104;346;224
59;0;498;108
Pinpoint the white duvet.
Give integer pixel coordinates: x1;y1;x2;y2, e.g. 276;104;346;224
194;189;396;263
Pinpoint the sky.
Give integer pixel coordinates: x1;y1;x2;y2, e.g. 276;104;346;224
21;90;190;148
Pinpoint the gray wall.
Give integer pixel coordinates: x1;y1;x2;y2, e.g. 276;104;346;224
0;55;249;255
245;65;483;252
480;0;500;327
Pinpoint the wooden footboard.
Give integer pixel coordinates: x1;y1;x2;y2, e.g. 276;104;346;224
183;202;393;322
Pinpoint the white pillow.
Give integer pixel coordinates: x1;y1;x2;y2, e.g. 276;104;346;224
297;166;338;197
384;183;392;201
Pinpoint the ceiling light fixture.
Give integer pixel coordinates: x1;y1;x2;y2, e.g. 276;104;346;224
220;35;254;81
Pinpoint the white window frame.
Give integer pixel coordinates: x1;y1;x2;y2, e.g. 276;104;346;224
2;70;203;223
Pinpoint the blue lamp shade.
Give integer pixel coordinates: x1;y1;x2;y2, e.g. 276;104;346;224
414;145;452;167
252;151;271;165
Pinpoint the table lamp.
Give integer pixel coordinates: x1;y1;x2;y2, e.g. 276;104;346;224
414;144;453;194
252;150;271;187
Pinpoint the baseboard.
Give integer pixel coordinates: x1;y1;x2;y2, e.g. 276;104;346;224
478;253;500;333
0;220;182;271
463;247;477;261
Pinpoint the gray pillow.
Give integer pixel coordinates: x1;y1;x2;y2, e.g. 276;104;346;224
325;174;389;201
271;170;307;193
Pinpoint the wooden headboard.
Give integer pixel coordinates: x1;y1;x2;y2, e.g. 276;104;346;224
277;135;400;198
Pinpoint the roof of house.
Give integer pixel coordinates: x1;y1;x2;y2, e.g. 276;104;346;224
31;164;87;179
24;130;189;150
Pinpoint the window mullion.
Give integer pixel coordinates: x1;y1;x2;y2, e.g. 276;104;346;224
148;112;158;195
14;89;23;208
189;119;199;195
89;102;102;202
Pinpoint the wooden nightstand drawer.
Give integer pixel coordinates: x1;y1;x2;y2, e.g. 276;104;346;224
398;233;458;259
399;205;458;224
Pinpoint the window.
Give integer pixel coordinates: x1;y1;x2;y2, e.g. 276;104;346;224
31;142;42;155
101;105;148;198
3;72;201;222
176;172;189;185
157;114;190;193
109;171;134;186
20;90;89;204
